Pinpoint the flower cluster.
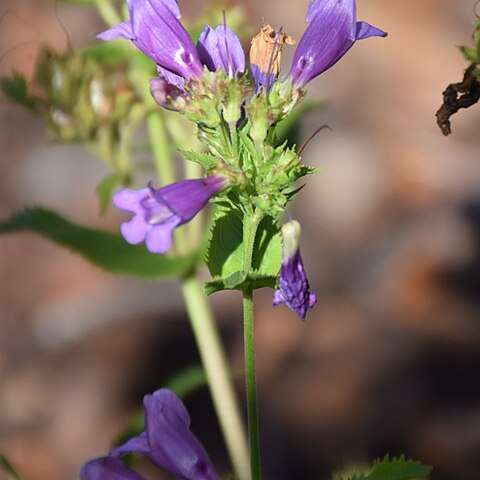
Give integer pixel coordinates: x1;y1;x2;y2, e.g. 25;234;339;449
101;0;386;318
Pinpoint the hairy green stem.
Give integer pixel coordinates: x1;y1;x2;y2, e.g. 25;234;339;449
242;213;262;480
182;274;250;480
149;107;249;480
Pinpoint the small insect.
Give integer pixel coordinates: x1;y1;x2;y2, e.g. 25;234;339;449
249;23;295;90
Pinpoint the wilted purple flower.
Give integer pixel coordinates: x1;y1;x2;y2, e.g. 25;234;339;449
273;220;316;319
98;0;203;81
289;0;387;87
197;24;246;78
113;176;226;254
81;389;219;480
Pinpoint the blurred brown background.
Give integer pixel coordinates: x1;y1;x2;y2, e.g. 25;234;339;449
1;0;480;479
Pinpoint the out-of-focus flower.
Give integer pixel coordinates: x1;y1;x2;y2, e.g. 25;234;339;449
113;176;226;254
289;0;387;87
273;220;316;319
81;389;219;480
249;24;296;93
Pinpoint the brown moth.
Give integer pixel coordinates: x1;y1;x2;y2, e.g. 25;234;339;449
249;24;296;77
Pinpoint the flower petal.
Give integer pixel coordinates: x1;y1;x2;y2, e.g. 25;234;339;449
273;221;316;320
144;217;179;254
96;21;133;41
98;0;202;80
289;0;357;87
144;390;219;480
153;176;227;224
120;215;150;245
197;24;245;77
250;64;277;94
80;456;146;480
113;188;149;214
111;432;150;457
355;21;387;40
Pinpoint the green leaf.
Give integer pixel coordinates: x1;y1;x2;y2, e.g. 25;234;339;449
0;453;22;480
460;45;479;64
96;172;124;215
0;208;199;279
342;455;432;480
206;212;281;292
205;271;277;295
275;100;323;148
0;73;38;111
178;149;219;168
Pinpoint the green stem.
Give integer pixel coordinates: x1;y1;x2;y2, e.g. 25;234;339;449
148;112;176;186
182;274;250;480
93;0;122;26
242;213;262;480
148;107;250;480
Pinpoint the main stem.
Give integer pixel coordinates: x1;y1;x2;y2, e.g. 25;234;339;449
243;213;262;480
144;89;249;477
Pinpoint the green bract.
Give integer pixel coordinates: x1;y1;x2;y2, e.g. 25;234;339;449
169;69;317;291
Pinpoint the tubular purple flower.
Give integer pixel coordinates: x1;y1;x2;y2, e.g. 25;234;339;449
97;0;203;80
81;389;219;480
289;0;387;87
197;24;246;78
81;457;146;480
273;220;317;320
113;176;226;254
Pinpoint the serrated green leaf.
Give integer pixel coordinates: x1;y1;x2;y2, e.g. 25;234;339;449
96;172;124;215
297;164;323;179
342;455;432;480
0;73;38;111
206;212;281;293
178;149;218;168
0;453;22;480
238;127;258;159
0;208;199;279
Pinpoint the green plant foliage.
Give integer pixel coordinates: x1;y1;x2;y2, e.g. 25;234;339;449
342;455;432;480
96;172;125;214
0;208;199;279
0;73;38;111
178;149;219;169
206;212;281;293
274;100;323;148
0;453;22;480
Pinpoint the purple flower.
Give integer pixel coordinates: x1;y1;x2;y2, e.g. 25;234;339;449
98;1;245;106
273;220;316;319
197;24;246;78
98;0;203;81
81;389;219;480
113;176;226;254
289;0;387;87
